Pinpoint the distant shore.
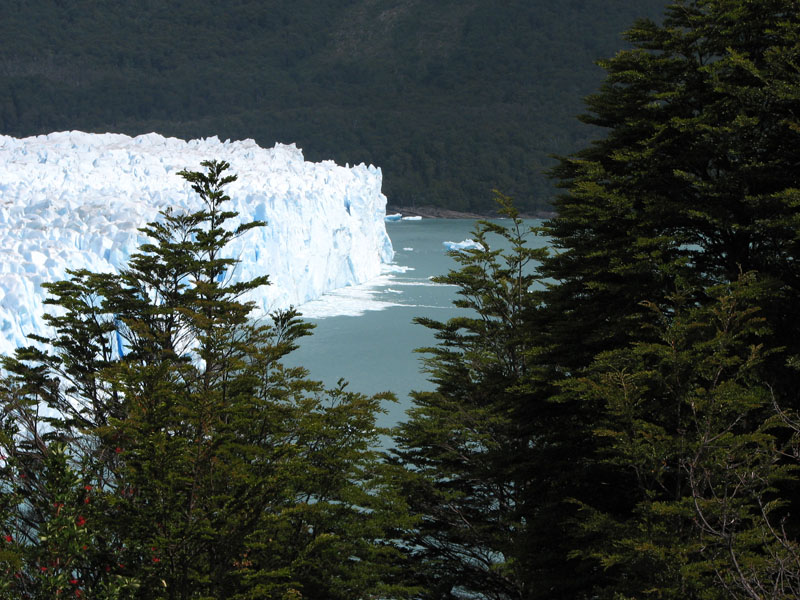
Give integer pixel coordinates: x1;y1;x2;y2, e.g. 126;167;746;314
386;205;555;220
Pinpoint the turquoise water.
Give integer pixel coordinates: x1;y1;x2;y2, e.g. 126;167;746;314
289;218;543;430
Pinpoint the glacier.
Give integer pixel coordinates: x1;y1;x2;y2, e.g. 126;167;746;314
0;131;394;357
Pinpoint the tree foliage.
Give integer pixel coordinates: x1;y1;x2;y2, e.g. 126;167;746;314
544;0;800;372
541;0;800;596
4;1;800;598
569;276;800;598
0;160;413;599
398;1;800;598
392;196;562;599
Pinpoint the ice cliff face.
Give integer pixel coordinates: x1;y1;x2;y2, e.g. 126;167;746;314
0;131;394;356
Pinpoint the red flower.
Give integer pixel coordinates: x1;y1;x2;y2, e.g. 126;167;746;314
4;535;11;542
76;515;86;527
152;557;161;563
114;446;122;454
39;566;47;572
84;485;92;491
75;590;82;598
69;578;78;585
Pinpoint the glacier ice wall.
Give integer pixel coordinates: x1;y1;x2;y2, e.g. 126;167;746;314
0;131;394;356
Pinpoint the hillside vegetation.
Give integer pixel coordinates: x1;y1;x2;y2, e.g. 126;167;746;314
0;0;666;213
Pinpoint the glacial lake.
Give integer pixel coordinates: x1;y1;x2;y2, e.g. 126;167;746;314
289;218;545;431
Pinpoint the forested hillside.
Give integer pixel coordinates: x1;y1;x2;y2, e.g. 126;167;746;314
0;0;667;213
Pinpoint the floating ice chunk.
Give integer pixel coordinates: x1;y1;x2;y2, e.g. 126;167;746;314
385;213;402;221
401;216;422;221
443;239;484;252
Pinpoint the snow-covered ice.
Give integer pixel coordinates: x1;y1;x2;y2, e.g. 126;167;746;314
0;131;394;356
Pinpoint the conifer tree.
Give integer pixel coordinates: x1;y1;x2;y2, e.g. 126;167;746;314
568;276;799;598
543;0;800;378
536;0;800;596
393;196;554;599
0;160;414;599
399;2;800;598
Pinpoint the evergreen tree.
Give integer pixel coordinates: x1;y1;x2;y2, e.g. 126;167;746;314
543;0;800;377
393;196;556;599
535;0;800;596
568;275;799;598
0;160;413;599
399;2;800;598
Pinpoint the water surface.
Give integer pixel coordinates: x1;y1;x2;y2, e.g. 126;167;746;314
290;218;544;429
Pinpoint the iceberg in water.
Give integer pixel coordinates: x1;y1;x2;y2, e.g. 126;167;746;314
0;131;394;356
443;239;484;252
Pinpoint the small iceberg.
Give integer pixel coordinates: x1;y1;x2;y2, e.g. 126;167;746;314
401;215;422;221
385;213;402;221
443;239;484;252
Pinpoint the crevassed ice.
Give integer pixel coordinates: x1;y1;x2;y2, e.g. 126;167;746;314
0;131;394;356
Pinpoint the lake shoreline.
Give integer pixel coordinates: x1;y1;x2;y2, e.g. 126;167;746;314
386;204;555;220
